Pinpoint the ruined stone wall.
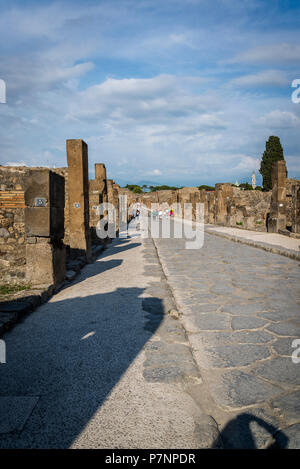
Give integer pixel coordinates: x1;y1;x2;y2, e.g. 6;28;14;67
286;179;299;229
134;185;272;232
226;188;272;231
0;166;27;284
0;165;68;285
291;182;300;234
99;175;300;235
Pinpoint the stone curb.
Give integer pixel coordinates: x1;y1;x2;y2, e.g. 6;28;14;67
0;285;54;337
206;229;300;262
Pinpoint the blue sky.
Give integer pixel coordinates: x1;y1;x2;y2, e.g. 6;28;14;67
0;0;300;186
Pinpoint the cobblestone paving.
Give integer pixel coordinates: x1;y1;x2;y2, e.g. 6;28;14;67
151;226;300;448
141;237;222;447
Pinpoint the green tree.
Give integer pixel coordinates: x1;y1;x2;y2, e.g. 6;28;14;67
149;185;179;192
259;136;286;191
239;183;253;191
198;185;215;191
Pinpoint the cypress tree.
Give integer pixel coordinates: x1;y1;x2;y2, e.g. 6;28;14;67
259;136;286;190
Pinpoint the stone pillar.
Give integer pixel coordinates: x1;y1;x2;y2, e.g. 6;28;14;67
199;189;209;223
268;160;287;233
95;164;107;200
105;179;117;236
95;163;107;183
207;192;215;224
214;183;233;225
89;163;108;244
113;183;120;232
107;179;114;205
25;169;66;286
66;139;91;261
190;190;200;221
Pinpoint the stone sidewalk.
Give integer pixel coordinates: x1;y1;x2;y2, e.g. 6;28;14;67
206;225;300;261
0;233;219;448
153;224;300;448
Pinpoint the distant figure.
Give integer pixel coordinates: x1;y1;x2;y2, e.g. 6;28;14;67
136;209;140;219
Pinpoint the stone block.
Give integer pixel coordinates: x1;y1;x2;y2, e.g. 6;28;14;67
24;169;64;209
25;206;64;239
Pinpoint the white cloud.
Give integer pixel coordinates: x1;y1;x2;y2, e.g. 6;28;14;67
1;1;300;184
153;169;162;175
235;155;260;171
4;161;27;167
229;43;300;65
258;110;300;129
230;70;289;87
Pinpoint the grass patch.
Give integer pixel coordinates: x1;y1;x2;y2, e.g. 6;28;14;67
0;283;31;296
236;221;243;226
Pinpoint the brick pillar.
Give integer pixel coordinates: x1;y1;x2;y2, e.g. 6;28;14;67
25;169;66;286
268;160;287;233
66;139;91;261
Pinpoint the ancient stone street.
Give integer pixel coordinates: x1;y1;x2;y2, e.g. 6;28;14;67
0;218;299;448
0;231;216;448
152;220;300;448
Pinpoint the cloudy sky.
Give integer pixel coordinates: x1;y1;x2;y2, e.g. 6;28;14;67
0;0;300;186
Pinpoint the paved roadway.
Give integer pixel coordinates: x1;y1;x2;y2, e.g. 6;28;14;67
0;216;299;448
0;227;217;449
151;218;300;448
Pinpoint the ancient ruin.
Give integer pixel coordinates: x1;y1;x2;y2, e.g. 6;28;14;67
1;147;299;296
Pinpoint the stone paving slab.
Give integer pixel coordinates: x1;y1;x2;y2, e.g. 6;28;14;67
152;220;300;448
